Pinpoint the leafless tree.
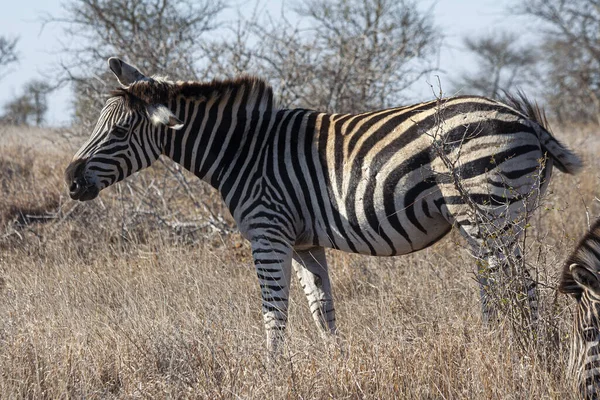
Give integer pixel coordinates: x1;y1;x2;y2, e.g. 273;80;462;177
519;0;600;124
206;0;440;113
452;32;539;98
0;36;19;80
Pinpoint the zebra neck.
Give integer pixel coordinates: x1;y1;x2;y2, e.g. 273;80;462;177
218;107;323;214
162;96;273;190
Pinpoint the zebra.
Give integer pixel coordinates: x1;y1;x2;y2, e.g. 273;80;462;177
65;58;582;354
561;219;600;399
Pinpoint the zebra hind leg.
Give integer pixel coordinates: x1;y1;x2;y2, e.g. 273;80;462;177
478;251;538;329
455;208;538;329
477;254;500;325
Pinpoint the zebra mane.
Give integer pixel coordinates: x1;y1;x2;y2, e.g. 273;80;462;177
110;75;275;113
560;218;600;296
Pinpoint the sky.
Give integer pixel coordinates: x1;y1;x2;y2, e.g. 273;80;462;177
0;0;535;127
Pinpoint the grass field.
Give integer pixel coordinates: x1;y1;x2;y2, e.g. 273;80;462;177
0;123;598;399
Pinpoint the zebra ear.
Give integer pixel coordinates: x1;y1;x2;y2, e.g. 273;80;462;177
108;57;146;88
571;264;600;294
147;104;184;130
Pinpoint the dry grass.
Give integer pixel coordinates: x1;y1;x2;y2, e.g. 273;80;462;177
0;123;598;399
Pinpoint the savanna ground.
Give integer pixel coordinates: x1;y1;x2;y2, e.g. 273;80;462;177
0;122;598;399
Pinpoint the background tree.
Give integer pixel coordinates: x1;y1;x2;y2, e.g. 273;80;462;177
452;32;538;98
2;80;51;126
0;35;18;81
519;0;600;124
26;80;52;126
3;96;33;126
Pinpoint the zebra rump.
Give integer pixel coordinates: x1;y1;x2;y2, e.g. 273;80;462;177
502;91;581;174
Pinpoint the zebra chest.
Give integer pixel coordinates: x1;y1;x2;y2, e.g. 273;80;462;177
230;190;306;244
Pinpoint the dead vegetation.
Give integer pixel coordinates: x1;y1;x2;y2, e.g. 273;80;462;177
0;123;598;398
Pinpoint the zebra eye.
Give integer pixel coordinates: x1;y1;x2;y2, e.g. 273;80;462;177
112;126;129;138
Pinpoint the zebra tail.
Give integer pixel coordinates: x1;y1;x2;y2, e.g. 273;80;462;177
503;91;583;175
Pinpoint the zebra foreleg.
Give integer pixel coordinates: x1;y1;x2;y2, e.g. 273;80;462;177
292;247;336;337
251;238;293;355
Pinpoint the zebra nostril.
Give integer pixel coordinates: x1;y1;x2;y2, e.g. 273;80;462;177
69;181;79;193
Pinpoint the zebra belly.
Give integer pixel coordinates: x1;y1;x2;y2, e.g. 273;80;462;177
313;203;452;256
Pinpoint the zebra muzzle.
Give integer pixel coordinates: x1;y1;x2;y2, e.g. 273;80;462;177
65;158;100;201
68;178;99;201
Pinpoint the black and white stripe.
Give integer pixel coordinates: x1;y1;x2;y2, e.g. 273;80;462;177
66;58;582;353
561;219;600;399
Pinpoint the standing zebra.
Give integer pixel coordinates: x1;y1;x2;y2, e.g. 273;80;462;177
561;219;600;399
66;58;582;353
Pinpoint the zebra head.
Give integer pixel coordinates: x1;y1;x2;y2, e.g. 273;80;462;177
561;222;600;399
65;58;183;201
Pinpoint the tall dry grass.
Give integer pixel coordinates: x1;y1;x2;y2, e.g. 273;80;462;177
0;123;598;399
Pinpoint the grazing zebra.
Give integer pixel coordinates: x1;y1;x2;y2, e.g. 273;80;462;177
66;58;582;353
561;219;600;399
